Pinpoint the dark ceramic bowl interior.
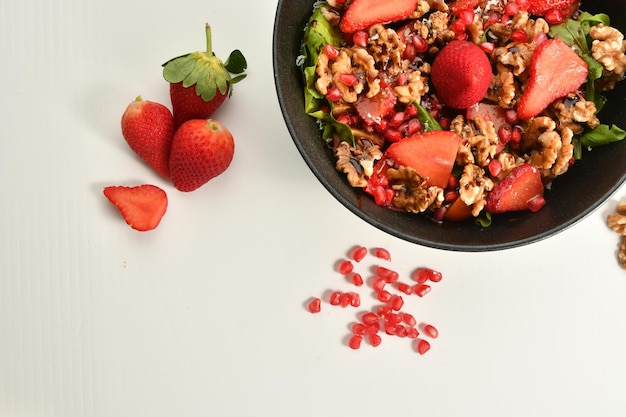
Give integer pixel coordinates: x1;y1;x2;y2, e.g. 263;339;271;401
273;0;626;251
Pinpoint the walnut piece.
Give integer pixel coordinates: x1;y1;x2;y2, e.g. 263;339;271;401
387;166;444;213
591;24;626;74
335;141;383;187
551;94;600;134
394;69;430;104
451;115;498;167
607;201;626;269
368;24;406;75
486;63;517;108
459;164;495;217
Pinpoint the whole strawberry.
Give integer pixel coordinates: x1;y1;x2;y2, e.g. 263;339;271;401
169;119;235;192
162;24;247;128
121;96;175;178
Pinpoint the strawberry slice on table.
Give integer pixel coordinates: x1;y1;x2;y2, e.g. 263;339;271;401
339;0;419;34
120;96;175;178
353;85;397;125
527;0;580;24
103;184;168;231
162;24;247;128
385;130;462;188
516;38;588;120
485;164;545;214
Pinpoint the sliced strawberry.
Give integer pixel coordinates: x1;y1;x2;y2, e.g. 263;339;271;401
485;164;545;214
466;102;507;132
354;85;397;125
528;0;580;24
103;184;168;231
340;0;418;34
517;38;588;120
385;131;462;188
449;0;482;15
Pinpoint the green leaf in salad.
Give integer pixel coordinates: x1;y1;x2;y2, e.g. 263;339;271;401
414;101;442;132
574;124;626;159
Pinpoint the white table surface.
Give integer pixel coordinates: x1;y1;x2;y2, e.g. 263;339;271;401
2;0;626;416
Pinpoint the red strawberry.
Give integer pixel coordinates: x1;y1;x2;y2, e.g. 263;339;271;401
169;119;235;192
466;102;507;132
485;164;545;213
339;0;418;34
354;85;397;125
430;40;493;109
516;38;588;120
528;0;580;24
385;130;462;188
162;24;247;128
449;0;482;14
103;184;168;231
120;96;175;178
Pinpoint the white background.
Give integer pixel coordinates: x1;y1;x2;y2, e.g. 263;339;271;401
2;0;626;416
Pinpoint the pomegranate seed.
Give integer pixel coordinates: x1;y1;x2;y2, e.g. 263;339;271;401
402;313;417;327
372;185;388;206
352;323;367;335
543;9;565;25
338;260;354;275
510;29;529;43
414;284;431;297
488;159;503;178
451;19;466;36
353;30;369;47
368;333;382;347
404;103;418;118
339;292;351;307
389;295;404;311
402;43;416;61
362;312;379;325
458;9;475;25
503;1;519;17
504;109;518;125
329;291;342;305
307;297;321;313
384;323;397;335
497;124;512;144
338;73;359;87
373;247;391;261
352;246;367;262
407;327;419;338
447;173;459;189
374;117;389;133
533;31;548;45
349;334;363;350
336;113;352;125
480;42;495;53
389;111;405;127
377;266;399;283
367;321;380;334
376;305;392;319
412;35;429;53
351;272;364;287
416;339;431;355
433;207;447;222
423;324;439;339
323;44;340;60
527;195;546;213
511;126;522;144
373;277;387;292
444;190;459;203
349;292;361;307
397;282;413;295
325;87;342;102
385;312;402;324
396;72;409;86
384;128;402;142
377;290;392;302
406;118;421;136
395;325;408;338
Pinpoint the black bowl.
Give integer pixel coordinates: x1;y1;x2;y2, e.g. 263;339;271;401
273;0;626;251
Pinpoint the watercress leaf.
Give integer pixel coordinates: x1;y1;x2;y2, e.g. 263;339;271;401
580;124;626;148
413;101;442;132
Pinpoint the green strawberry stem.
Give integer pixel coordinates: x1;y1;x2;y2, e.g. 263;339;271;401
204;23;213;57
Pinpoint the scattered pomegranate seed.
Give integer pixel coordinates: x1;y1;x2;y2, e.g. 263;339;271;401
527;195;546;213
372;277;387;292
423;324;439;339
308;298;321;313
377;290;392;302
416;339;431;355
353;30;369;47
404;103;418;118
396;72;409;86
338;260;354;275
323;43;340;60
351;272;364;286
504;109;518;125
349;293;361;307
384;323;397;335
351;246;367;262
385;312;402;324
412;35;429;53
373;247;391;261
349;335;363;350
510;28;529;43
389;111;405;127
384;128;402;142
533;31;548;45
414;284;431;297
458;9;475;25
503;1;519;17
338;73;359;87
402;313;417;327
376;305;392;319
451;19;466;36
497;124;512;144
368;333;382;347
480;41;495;53
329;291;342;305
407;327;419;338
397;282;413;295
352;323;367;335
402;43;417;61
339;292;351;307
325;87;342;102
377;266;399;283
389;295;404;311
488;159;503;178
362;312;379;325
395;325;408;338
367;322;380;334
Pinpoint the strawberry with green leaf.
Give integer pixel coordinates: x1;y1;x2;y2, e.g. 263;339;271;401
163;24;247;128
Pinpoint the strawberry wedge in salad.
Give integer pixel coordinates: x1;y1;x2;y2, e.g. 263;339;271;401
299;0;626;225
